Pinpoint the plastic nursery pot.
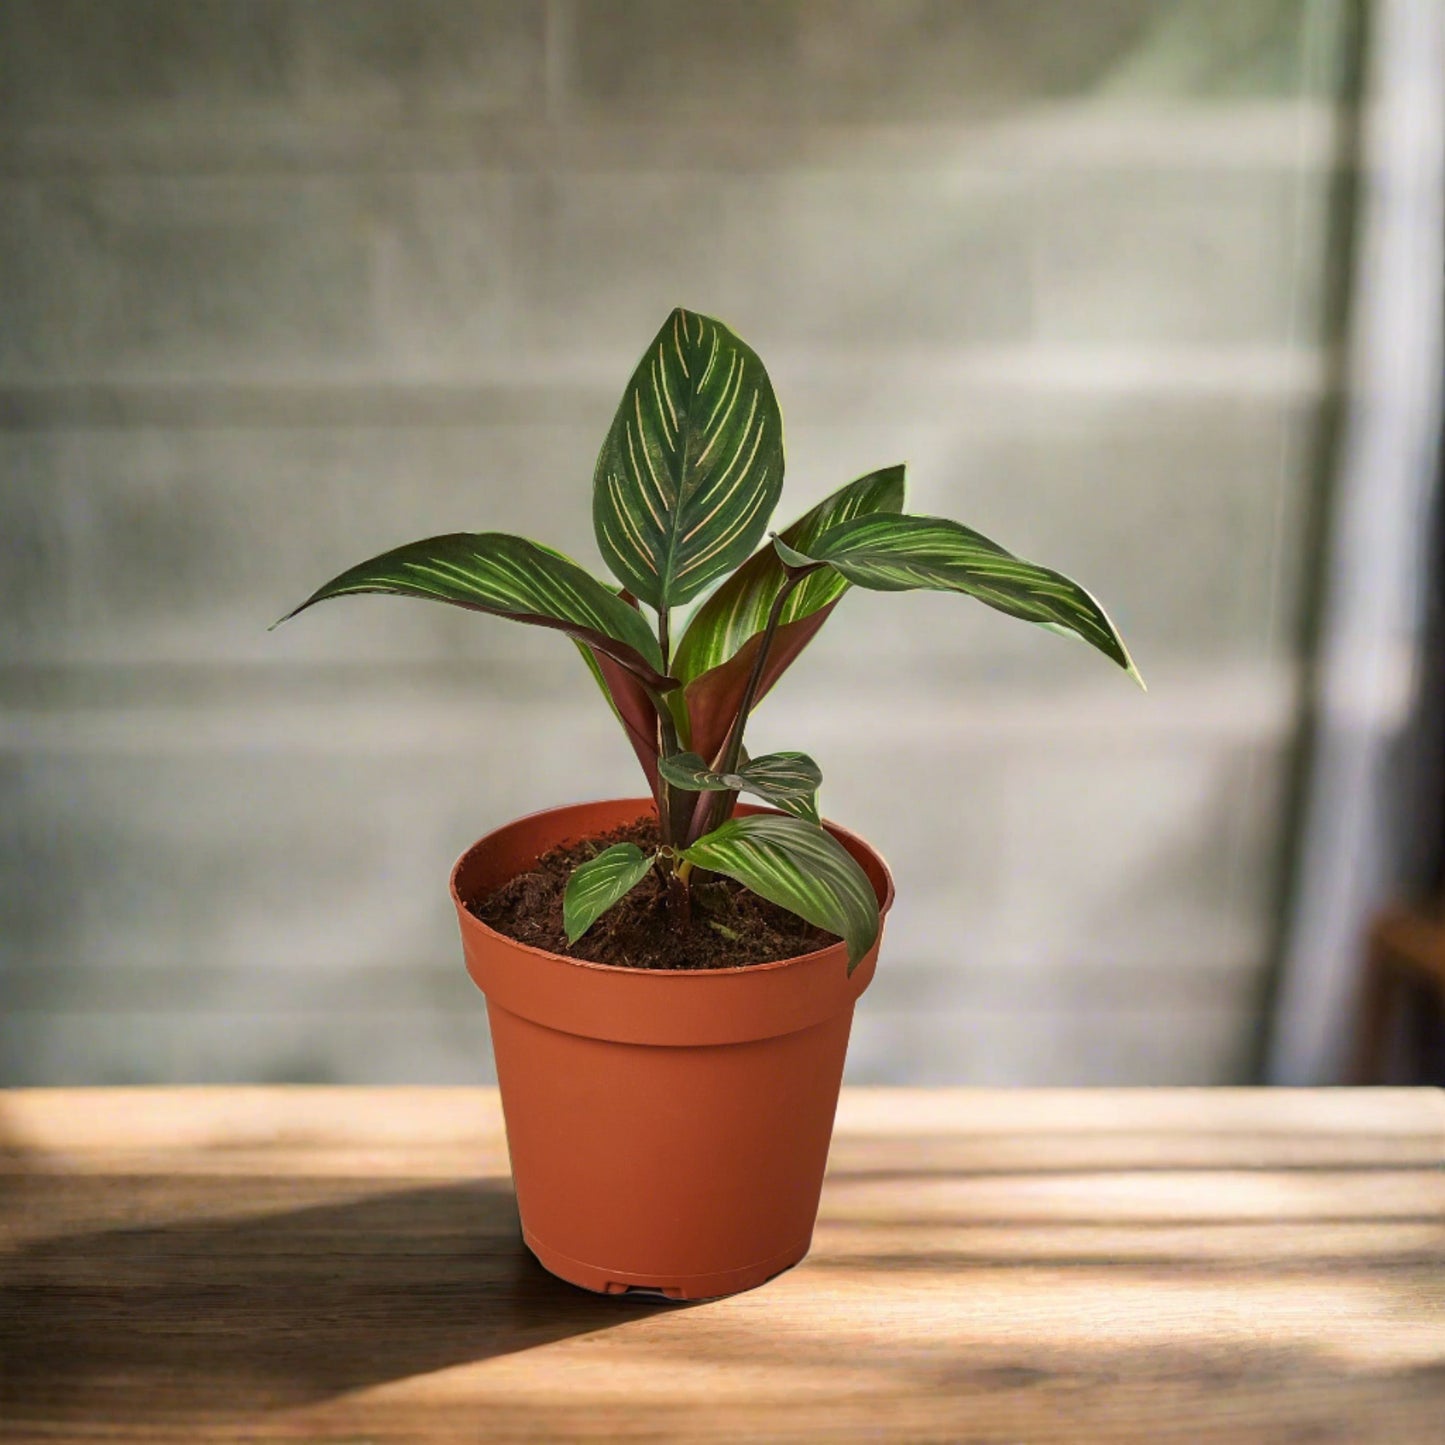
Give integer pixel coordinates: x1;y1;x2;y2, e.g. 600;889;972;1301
450;797;893;1302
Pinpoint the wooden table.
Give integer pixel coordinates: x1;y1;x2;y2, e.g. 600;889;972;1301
1;1088;1442;1443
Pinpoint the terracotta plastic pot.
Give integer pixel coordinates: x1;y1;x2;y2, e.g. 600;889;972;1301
451;797;893;1300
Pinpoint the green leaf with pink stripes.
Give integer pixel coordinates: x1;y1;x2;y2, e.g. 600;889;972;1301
274;532;670;689
593;307;783;608
682;814;879;971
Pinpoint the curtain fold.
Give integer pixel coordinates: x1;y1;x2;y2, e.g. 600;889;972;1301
1267;0;1445;1084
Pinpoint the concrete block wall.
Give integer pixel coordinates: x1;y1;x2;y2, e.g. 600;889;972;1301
0;0;1361;1084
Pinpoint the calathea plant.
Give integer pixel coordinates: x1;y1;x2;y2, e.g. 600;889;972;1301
277;309;1142;972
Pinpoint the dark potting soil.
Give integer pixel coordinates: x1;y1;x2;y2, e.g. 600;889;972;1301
469;818;837;970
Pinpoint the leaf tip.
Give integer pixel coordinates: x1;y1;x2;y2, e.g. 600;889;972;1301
1114;636;1147;692
771;534;817;570
270;589;325;631
843;921;879;975
884;461;908;508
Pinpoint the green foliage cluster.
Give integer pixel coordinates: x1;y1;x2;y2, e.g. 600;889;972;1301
279;309;1141;970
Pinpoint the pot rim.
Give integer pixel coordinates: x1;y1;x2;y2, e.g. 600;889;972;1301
450;796;895;980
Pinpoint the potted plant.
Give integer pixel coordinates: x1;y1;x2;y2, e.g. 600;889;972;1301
276;308;1141;1300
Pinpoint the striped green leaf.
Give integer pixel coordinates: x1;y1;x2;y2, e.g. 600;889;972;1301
682;814;879;971
563;843;656;944
593;308;784;608
274;532;669;687
672;465;906;685
778;514;1144;687
658;750;822;823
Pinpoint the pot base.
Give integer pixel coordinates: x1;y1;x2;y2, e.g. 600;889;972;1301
524;1227;813;1301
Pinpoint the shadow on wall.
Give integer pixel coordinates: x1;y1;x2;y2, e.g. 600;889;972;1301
0;1177;684;1422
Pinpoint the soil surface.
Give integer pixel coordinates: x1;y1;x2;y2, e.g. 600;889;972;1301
469;818;837;970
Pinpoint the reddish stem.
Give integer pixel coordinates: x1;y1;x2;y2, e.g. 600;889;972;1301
688;569;811;844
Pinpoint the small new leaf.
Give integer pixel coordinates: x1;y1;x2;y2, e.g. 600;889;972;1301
682;814;879;971
657;751;735;790
785;513;1144;687
659;749;823;823
771;535;817;570
563;843;656;944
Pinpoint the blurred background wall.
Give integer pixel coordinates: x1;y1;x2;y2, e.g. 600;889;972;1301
1;1;1371;1085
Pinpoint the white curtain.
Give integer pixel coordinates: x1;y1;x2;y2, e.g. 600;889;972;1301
1268;0;1445;1083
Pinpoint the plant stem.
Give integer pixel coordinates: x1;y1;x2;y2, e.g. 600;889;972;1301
691;571;807;841
639;678;683;847
649;606;690;842
665;866;692;931
640;616;692;925
718;579;796;776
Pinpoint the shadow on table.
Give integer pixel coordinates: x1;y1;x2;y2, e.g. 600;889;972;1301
0;1176;683;1420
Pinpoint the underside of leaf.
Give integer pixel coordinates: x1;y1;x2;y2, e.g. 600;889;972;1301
673;464;906;685
576;641;666;809
681;601;839;767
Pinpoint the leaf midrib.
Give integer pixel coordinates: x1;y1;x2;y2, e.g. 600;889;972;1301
660;311;713;603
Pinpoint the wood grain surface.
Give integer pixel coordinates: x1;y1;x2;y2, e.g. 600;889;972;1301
1;1087;1441;1443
